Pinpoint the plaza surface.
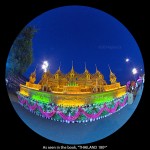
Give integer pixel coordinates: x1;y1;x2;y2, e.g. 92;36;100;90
10;86;143;144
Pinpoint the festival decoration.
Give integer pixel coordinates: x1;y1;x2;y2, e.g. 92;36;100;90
17;91;128;123
16;62;133;123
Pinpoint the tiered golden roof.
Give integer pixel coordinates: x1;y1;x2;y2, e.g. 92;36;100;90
37;63;120;93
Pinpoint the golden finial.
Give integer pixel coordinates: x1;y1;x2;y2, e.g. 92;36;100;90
59;61;61;71
108;64;112;73
71;60;74;70
85;62;87;71
108;64;117;84
95;64;98;72
34;64;38;73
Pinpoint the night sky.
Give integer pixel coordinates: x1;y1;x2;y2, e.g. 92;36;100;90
20;6;144;85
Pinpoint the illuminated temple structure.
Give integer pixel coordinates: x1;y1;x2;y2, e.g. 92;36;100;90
38;63;120;94
18;62;128;122
19;63;126;106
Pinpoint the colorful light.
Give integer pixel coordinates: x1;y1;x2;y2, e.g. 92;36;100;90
132;68;138;75
42;61;49;72
18;93;128;123
125;58;129;62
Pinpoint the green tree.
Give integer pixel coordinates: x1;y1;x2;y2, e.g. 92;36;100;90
6;26;37;76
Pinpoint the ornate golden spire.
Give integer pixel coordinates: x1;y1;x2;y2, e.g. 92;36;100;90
108;64;117;84
95;64;100;73
71;60;74;71
84;62;88;72
29;68;36;84
55;62;61;75
95;64;98;73
34;64;38;73
108;64;115;76
108;64;112;74
85;62;86;70
58;61;61;71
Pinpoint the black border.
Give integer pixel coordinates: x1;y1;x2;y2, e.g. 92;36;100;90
1;0;149;149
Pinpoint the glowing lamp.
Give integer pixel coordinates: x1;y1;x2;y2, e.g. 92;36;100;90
132;68;137;75
42;61;49;72
125;58;129;62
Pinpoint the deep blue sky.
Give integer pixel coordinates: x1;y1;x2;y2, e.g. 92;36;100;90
21;6;144;85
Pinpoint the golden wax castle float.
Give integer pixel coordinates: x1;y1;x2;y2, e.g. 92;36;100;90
17;62;128;123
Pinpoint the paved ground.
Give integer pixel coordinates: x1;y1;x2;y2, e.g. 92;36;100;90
10;86;143;144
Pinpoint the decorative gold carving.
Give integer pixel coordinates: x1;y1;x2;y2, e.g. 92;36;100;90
110;71;117;84
108;65;117;84
25;64;122;94
29;70;36;84
25;69;41;90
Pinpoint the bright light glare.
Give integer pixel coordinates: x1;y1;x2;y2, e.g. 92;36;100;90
42;61;49;72
132;68;137;75
125;58;129;62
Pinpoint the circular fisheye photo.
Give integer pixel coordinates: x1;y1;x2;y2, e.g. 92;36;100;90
5;5;145;144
